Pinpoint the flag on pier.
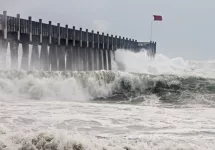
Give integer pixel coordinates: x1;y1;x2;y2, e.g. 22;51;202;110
153;15;162;21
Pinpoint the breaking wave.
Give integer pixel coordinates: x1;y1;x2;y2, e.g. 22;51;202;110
115;49;215;78
0;70;215;106
1;50;215;150
0;49;215;106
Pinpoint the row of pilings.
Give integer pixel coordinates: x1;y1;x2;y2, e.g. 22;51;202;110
0;38;114;71
0;11;156;71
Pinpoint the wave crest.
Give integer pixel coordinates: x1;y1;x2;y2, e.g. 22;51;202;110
115;50;215;78
0;70;215;106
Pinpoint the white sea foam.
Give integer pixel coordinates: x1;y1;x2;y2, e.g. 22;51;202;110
115;49;215;78
0;48;215;150
1;100;215;150
0;49;215;103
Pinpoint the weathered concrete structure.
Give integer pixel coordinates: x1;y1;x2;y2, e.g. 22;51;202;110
0;11;156;71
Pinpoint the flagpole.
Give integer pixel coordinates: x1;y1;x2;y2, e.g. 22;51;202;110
150;20;153;42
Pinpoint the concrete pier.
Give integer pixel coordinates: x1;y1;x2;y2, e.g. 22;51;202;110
0;10;156;71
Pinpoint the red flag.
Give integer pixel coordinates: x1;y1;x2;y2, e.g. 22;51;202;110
153;15;162;21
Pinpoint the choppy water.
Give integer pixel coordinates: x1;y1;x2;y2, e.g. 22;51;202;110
1;49;215;150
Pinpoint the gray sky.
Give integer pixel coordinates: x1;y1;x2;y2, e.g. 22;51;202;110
1;0;215;60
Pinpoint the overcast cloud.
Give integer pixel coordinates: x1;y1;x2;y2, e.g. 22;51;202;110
0;0;214;60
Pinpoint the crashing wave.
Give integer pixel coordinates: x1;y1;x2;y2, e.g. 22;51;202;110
115;50;215;78
0;70;215;105
0;49;215;105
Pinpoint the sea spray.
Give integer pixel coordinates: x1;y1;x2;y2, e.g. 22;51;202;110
1;49;215;150
0;70;215;107
115;49;215;78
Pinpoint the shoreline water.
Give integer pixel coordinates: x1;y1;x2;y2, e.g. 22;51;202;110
1;50;215;149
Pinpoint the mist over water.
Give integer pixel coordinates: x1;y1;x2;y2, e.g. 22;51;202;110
1;48;215;150
115;49;215;78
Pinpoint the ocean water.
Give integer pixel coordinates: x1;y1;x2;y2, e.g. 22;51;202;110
1;48;215;150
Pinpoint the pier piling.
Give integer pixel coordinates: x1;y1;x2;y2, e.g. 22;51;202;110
107;34;112;70
21;42;29;70
49;44;57;71
31;44;40;70
103;33;107;70
40;43;49;71
0;39;8;68
98;32;102;70
10;40;19;69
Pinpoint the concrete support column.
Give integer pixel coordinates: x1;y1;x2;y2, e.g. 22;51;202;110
125;38;128;49
97;32;102;70
71;26;76;71
0;40;8;69
122;37;125;49
21;42;29;70
132;39;134;50
79;28;83;71
128;39;131;50
107;50;111;70
119;36;121;49
103;49;107;70
10;40;19;69
3;11;7;40
113;36;118;61
58;45;66;71
88;48;93;71
77;47;81;71
83;29;89;71
83;46;88;71
72;46;78;71
49;44;57;71
31;44;40;70
107;34;112;70
102;33;107;70
93;48;98;70
65;24;72;71
91;30;96;71
134;40;138;52
94;32;99;70
66;46;73;71
81;48;87;71
88;47;93;71
98;49;103;70
40;43;49;71
88;30;93;71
